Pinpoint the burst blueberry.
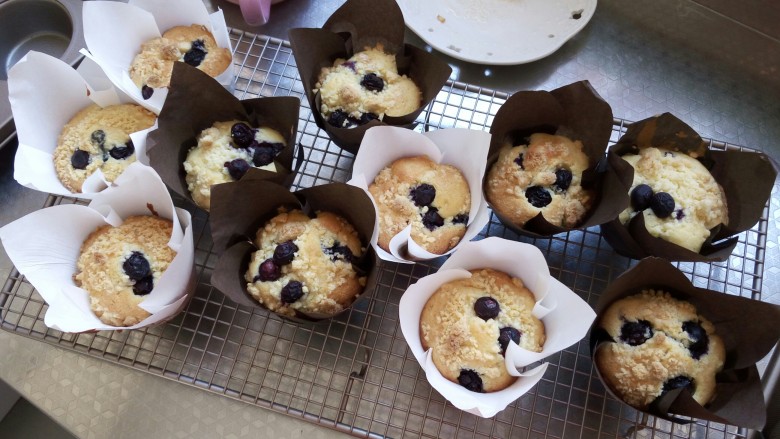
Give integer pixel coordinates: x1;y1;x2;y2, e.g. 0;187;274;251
123;252;152;280
252;145;276;167
410;184;436;207
183;39;207;67
554;168;572;192
422;207;444;230
619;320;653;346
225;159;250;180
327;110;349;128
474;296;500;320
683;320;709;360
231;123;255;148
132;275;154;296
109;141;135;160
360;73;384;92
453;214;469;225
525;186;552;208
514;153;525;169
280;281;304;304
324;242;353;262
71;150;90;170
457;369;484;393
650;192;675;218
273;241;298;265
255;141;285;154
358;113;379;125
90;130;105;147
662;376;694;395
498;327;522;355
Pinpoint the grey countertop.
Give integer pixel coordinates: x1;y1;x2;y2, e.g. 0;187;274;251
1;0;779;438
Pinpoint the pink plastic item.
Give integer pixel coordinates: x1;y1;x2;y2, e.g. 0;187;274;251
227;0;272;26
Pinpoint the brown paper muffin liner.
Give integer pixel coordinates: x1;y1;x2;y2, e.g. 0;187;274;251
288;0;452;154
589;257;780;429
146;63;302;211
484;80;622;237
601;113;777;261
209;180;378;323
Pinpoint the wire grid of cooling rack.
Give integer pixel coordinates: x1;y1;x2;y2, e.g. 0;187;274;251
0;30;772;439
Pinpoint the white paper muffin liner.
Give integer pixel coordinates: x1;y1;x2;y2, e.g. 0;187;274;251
348;126;491;263
399;237;596;417
8;51;157;198
82;0;234;114
0;164;195;332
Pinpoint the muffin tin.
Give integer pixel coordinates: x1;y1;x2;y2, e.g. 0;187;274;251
0;30;774;438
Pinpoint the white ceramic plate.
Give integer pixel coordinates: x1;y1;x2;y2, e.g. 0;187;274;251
397;0;597;65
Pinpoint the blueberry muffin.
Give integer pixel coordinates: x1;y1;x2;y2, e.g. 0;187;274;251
368;155;470;255
74;215;176;327
53;103;156;193
595;290;725;409
420;269;545;393
486;133;594;228
183;121;285;211
618;147;728;253
129;24;232;99
315;43;421;128
245;209;366;317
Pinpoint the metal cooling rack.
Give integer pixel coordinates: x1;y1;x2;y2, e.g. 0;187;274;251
0;30;774;439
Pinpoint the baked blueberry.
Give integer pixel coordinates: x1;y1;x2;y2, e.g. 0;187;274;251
474;296;500;320
327;110;349;128
341;61;356;72
675;209;686;220
109;141;135;160
422;207;444;231
631;184;653;211
183;39;207;67
123;251;151;280
324;242;353;262
141;85;154;100
90;130;105;147
619;319;653;346
554;168;573;192
410;184;436;207
252;145;276;167
255;258;281;282
514;153;524;169
650;192;675;218
453;213;469;224
225;159;251;180
525;186;552;208
273;241;298;266
71;149;91;170
231;123;255;148
280;280;304;304
256;141;285;155
662;376;695;395
358;112;379;125
360;73;384;92
498;327;522;355
190;39;206;52
683;320;709;360
132;275;154;296
457;369;484;393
